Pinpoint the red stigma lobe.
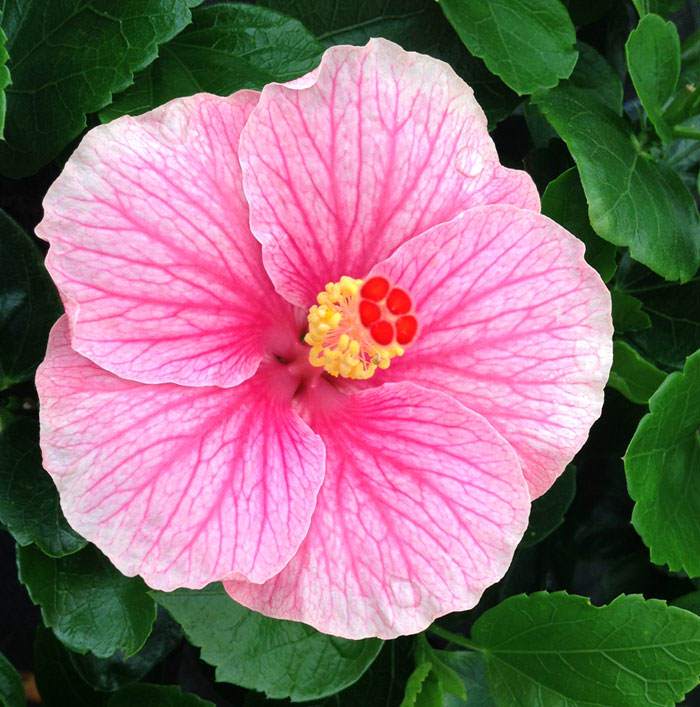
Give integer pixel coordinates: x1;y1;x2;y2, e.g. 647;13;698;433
361;276;390;301
359;300;381;326
370;320;394;346
386;288;412;315
396;315;418;344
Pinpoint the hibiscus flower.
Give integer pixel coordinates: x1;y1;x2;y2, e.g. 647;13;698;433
36;39;612;639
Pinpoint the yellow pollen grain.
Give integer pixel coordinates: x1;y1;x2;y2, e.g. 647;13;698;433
304;276;404;380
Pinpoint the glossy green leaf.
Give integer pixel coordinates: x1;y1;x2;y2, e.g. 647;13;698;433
400;662;435;707
438;0;577;95
0;651;23;707
625;349;700;576
608;340;667;405
311;638;414;707
520;465;577;548
534;81;700;282
524;103;558;148
622;275;700;370
0;27;9;138
0;0;194;177
261;0;423;36
153;584;382;702
682;29;700;86
260;0;519;128
108;685;212;707
611;291;651;333
541;167;617;282
473;592;700;705
401;635;465;706
673;591;700;615
70;609;182;692
0;414;86;557
17;544;156;658
626;14;680;143
0;208;61;389
102;3;323;121
440;651;495;707
631;0;684;17
569;42;623;114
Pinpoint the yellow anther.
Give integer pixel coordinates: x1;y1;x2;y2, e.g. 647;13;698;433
304;276;404;380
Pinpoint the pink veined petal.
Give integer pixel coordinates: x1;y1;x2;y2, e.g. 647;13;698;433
240;38;539;308
37;91;295;388
36;318;326;591
371;205;613;499
225;382;530;639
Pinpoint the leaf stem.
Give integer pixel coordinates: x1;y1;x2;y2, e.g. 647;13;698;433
673;125;700;140
429;625;482;652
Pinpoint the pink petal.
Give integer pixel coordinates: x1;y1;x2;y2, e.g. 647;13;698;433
36;318;326;590
373;205;613;498
240;38;538;308
38;91;293;388
225;382;529;639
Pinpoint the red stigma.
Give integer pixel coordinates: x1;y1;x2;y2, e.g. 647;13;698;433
396;315;418;344
370;320;394;345
386;288;411;315
361;276;390;301
359;300;381;326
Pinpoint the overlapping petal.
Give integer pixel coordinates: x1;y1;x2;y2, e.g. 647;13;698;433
240;38;538;308
36;318;326;591
371;205;613;498
38;91;291;388
225;382;529;639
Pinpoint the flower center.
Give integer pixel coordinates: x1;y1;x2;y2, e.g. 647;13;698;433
304;275;418;380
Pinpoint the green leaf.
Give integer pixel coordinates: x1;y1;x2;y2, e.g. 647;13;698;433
400;662;434;707
520;465;577;548
0;27;9;139
438;0;577;95
0;0;194;177
673;591;700;615
534;80;700;282
0;414;86;557
108;685;212;707
413;635;466;701
472;592;700;706
101;3;323;121
608;340;667;405
626;14;680;144
625;348;700;577
568;43;623;114
69;609;182;692
17;544;156;658
0;651;23;707
611;290;651;333
524;103;558;148
682;29;700;85
34;626;107;707
260;0;519;128
153;584;382;702
439;651;495;707
0;208;61;390
541;167;617;282
260;0;423;36
312;638;414;707
622;273;700;370
631;0;684;17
